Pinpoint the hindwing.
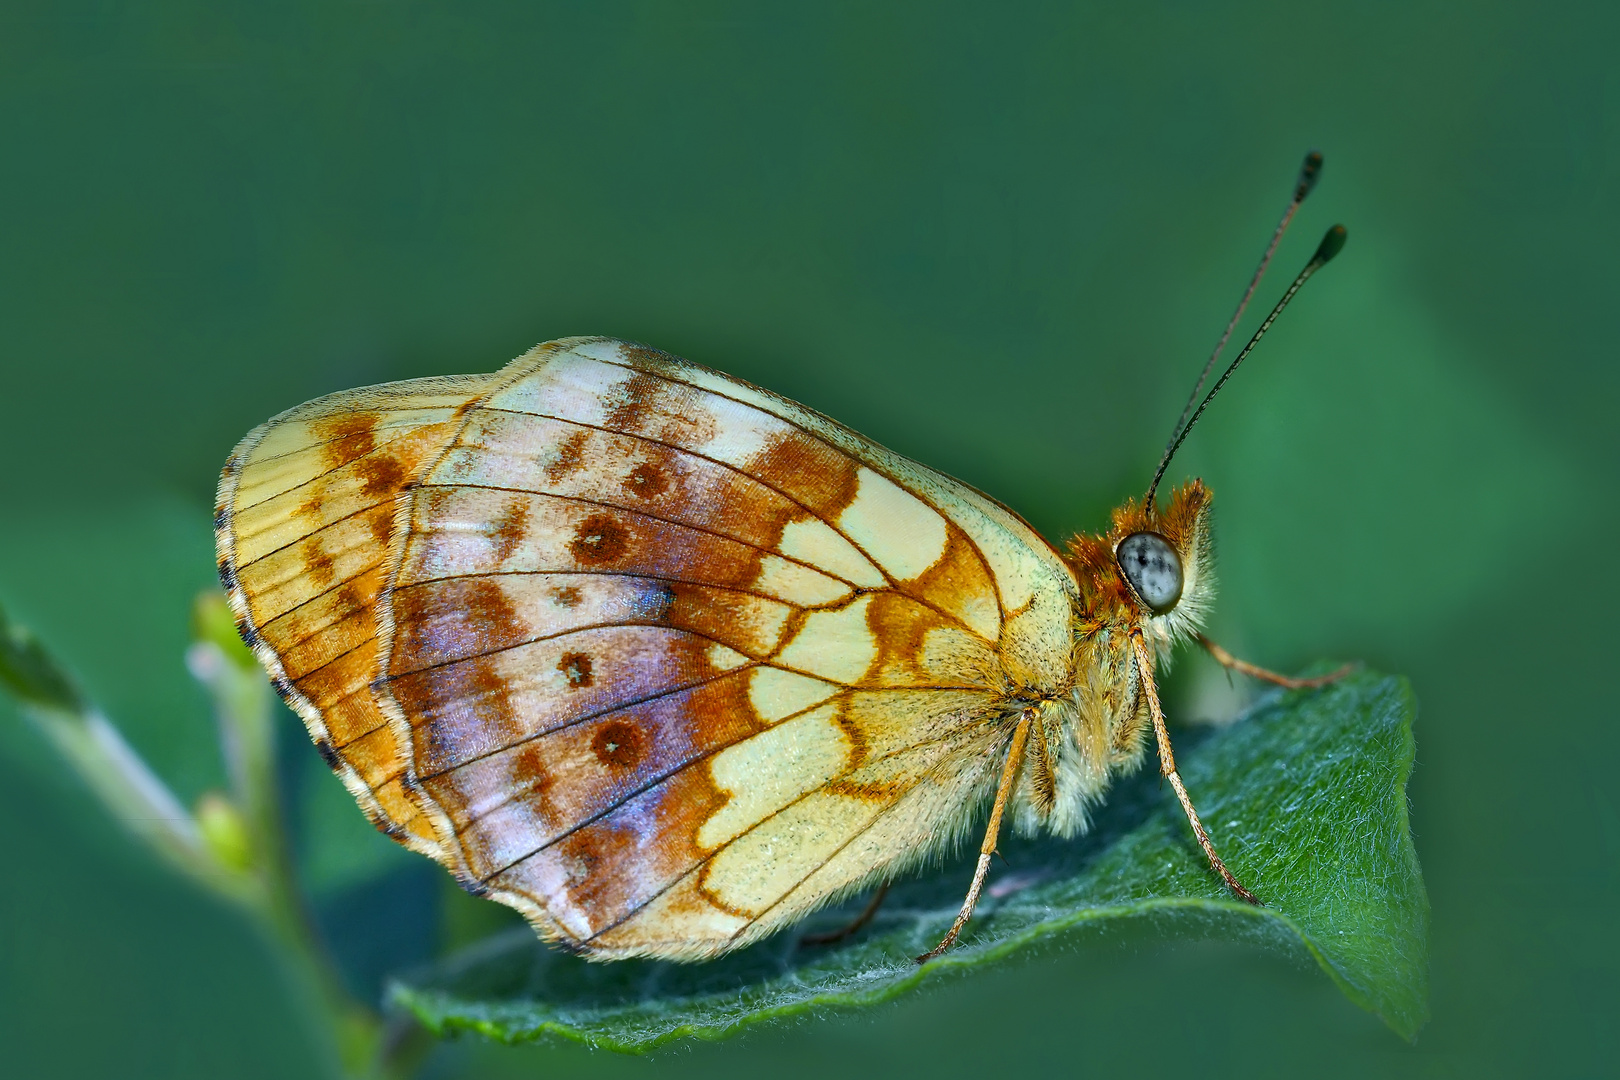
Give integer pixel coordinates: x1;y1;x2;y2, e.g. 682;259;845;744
215;371;504;857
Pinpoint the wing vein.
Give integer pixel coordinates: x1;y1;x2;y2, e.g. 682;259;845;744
233;501;391;570
409;482;865;591
397;568;843;612
485;704;980;886
456;680;847;829
418;663;755;782
382;620;764;680
575;726;995;945
450;410;985;638
592;354;1068;563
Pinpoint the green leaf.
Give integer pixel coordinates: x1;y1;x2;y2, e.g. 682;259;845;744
389;668;1428;1051
0;601;85;712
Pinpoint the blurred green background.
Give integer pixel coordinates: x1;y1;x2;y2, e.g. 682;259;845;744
1;2;1613;1077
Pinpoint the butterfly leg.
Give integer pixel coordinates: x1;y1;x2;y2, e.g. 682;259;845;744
916;710;1034;964
800;882;891;947
1197;633;1353;689
1131;632;1260;905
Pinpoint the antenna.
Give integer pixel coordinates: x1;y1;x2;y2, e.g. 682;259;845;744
1144;223;1348;510
1162;151;1324;463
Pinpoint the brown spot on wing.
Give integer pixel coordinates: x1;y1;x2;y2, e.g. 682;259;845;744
365;504;394;546
616;342;684;372
425;659;764;895
301;538;338;590
568;514;630;564
597;368;720;448
440;414;808;557
748;431;862;521
313;413;379;471
355;452;407;498
398;490;816;605
544;429;590;482
592;720;644;768
490;497;530;563
221;378;504;860
623;462;670;499
603;370;664;433
558;651;594;688
485;737;736;940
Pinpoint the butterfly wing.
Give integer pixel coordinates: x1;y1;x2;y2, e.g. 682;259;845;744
372;338;1081;958
215;371;505;858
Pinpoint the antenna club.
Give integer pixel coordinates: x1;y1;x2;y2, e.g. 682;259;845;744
1313;224;1348;265
1294;150;1325;201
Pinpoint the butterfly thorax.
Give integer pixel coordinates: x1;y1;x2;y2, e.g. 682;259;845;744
1009;481;1215;840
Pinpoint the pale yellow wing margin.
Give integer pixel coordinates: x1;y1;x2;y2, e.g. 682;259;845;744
215;370;505;858
369;338;1071;958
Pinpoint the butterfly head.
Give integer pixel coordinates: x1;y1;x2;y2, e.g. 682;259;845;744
1065;479;1214;645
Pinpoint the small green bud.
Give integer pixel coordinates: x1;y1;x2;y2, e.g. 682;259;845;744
195;791;254;873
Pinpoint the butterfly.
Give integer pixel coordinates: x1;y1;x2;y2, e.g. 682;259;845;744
214;155;1349;963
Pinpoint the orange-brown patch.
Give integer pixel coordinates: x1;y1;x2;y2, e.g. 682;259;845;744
355;452;407;498
602;370;666;433
652;582;784;657
300;536;338;590
508;744;553;796
749;431;862;519
544;429;591;482
831;693;869;771
592;720;644;768
388;578;534;674
338;723;410;787
386;575;529;773
622;462;670;499
292;641;383;745
296;487;327;522
550;585;582;608
617;342;683;373
598;368;720;448
491;757;733;938
904;523;1000;639
864;592;951;686
272;599;374;681
557;651;594;689
491;497;531;563
568;514;630;565
823;776;908;802
260;565;383;650
313;413;379;471
365;504;394;546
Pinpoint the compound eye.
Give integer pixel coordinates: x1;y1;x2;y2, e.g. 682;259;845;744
1116;531;1183;614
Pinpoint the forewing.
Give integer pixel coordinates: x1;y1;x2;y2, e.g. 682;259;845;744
215;371;502;857
375;338;1079;957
